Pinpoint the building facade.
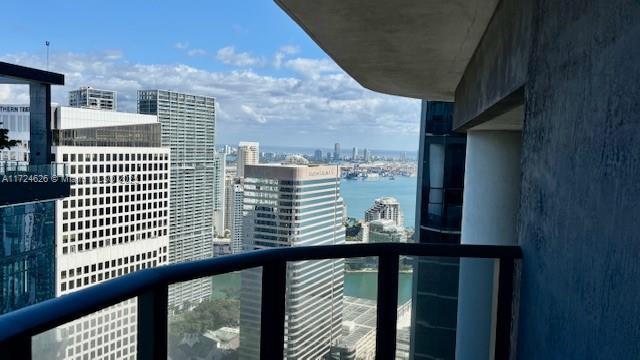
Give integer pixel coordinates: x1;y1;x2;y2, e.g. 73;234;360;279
213;150;226;237
52;106;170;360
366;219;407;243
0;63;67;317
239;164;345;359
364;197;404;226
68;87;117;111
138;89;216;306
410;101;465;360
236;141;259;178
0;105;30;163
224;177;244;254
0;202;56;314
333;143;341;161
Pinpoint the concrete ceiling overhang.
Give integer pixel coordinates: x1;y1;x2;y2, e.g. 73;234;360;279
275;0;499;100
0;61;65;85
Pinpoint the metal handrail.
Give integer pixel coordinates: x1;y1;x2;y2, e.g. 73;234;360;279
0;242;522;359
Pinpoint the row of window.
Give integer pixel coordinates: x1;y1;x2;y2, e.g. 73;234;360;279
62;152;168;162
61;228;168;254
60;250;167;293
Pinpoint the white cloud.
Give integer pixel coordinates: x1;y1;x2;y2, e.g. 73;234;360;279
273;45;300;69
284;58;341;79
216;46;265;67
241;104;267;124
186;48;207;57
174;42;189;50
0;51;420;150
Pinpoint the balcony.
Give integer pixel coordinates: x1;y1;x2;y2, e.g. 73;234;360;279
0;161;70;206
0;242;521;359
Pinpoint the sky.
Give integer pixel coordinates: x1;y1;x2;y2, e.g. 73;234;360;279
0;0;421;151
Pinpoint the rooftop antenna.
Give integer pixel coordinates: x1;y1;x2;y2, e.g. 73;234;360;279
45;41;50;70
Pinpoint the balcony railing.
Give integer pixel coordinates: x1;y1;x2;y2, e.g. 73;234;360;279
0;242;521;359
0;161;70;206
0;161;68;177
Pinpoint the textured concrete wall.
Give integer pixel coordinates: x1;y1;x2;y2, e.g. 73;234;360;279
517;0;640;358
453;0;533;129
454;0;640;357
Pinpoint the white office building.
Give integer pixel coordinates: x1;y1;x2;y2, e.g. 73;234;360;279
236;141;259;178
364;197;404;226
68;87;117;111
0;104;30;162
138;89;216;306
239;164;345;360
52;106;170;360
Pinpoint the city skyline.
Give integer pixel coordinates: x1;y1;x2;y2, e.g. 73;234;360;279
0;0;420;151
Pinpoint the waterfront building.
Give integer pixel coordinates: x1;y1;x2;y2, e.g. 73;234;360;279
364;197;404;226
367;219;407;243
52;105;170;359
236;141;259;178
314;149;323;162
213;150;226;237
282;154;309;165
0;105;30;162
333;142;341;161
363;148;370;162
352;147;358;161
68;87;117;111
138;89;216;306
240;164;345;359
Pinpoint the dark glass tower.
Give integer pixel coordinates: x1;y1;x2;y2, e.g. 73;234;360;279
0;202;56;314
410;101;466;359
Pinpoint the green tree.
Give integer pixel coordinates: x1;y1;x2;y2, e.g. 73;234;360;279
0;127;18;150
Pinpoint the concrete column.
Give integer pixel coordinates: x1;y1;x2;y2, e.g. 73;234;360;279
456;131;521;359
29;83;52;165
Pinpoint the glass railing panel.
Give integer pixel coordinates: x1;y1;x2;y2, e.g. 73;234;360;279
32;298;138;360
168;268;261;360
395;255;414;360
280;257;378;359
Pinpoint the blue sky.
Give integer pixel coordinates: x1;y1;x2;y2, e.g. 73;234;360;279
0;0;420;151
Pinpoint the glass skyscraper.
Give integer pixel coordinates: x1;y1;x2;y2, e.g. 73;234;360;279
411;101;466;360
0;202;55;314
138;90;216;306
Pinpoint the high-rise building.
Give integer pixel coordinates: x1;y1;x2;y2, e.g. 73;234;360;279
224;177;244;254
411;101;465;359
364;197;404;226
363;148;370;162
138;89;216;306
314;149;323;162
0;105;30;162
52;106;170;360
352;147;358;160
68;87;117;111
367;219;407;243
213;150;226;237
240;164;345;360
333;142;341;161
236;141;259;178
0;64;68;316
